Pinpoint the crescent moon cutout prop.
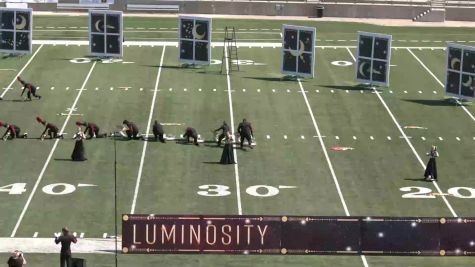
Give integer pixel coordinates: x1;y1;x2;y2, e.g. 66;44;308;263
451;57;461;70
359;62;368;77
95;19;104;33
192;24;206;40
16;15;27;30
462;76;473;87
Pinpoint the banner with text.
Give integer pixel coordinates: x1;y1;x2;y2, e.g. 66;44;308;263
122;215;475;256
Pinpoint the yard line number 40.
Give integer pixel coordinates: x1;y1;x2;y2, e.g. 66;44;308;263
0;183;92;195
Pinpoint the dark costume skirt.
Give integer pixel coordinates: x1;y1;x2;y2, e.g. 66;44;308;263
71;140;87;161
220;143;235;164
424;158;437;180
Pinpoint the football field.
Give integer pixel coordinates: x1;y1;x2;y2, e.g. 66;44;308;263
0;16;474;266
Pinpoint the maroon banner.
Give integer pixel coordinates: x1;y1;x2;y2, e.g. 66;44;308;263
122;215;475;256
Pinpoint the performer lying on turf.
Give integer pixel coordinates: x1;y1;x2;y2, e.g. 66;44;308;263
183;127;199;146
76;121;107;139
122;120;140;140
1;122;27;140
214;121;230;147
152;120;165;143
18;76;41;101
237;118;254;149
36;117;63;140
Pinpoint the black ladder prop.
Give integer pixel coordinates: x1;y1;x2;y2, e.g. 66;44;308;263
221;26;239;74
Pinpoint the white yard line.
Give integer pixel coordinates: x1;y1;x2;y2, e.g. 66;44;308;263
297;79;350;215
297;78;369;267
224;43;243;215
11;61;97;237
407;48;475;122
346;48;458;217
0;44;44;99
130;46;166;214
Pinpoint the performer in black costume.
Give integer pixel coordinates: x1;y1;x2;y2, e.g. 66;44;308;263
18;76;41;101
76;121;107;139
152;120;165;143
1;122;27;140
424;145;438;181
237;118;254;149
214;121;230;147
220;131;235;164
183;127;199;146
71;128;87;161
122;120;140;140
54;227;77;267
36;117;63;140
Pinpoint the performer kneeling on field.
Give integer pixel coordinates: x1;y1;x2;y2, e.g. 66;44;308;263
55;227;77;267
71;128;87;161
18;76;41;101
237;118;254;149
1;122;27;140
121;120;140;140
183;127;199;146
152;120;165;143
36;117;63;140
424;145;439;181
76;121;107;139
220;131;235;164
214;121;230;147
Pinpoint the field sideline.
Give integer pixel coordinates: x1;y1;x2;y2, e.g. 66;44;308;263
0;16;474;267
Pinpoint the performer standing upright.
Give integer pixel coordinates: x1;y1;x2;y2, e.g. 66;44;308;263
183;127;199;146
71;128;87;161
36;117;63;140
214;121;230;147
18;76;41;101
152;120;165;143
76;121;107;138
220;130;235;164
121;120;140;140
237;118;254;149
1;122;27;140
54;227;77;267
424;145;439;181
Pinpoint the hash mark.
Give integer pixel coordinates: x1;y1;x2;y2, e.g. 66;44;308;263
335;136;339;140
353;136;357;140
387;136;392;140
456;137;460;141
301;135;305;139
438;137;443;141
421;136;426;141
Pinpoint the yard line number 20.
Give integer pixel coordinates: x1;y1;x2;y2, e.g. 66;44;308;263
400;186;475;199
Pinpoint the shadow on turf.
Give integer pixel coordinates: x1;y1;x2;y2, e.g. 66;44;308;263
244;76;295;82
320;85;374;92
402;99;457;107
404;178;431;182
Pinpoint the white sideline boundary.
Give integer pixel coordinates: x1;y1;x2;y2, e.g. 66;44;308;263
297;79;369;267
406;48;475;122
30;40;448;50
346;48;458;218
0;44;44;99
10;62;98;237
130;46;166;214
224;42;243;215
0;238;116;254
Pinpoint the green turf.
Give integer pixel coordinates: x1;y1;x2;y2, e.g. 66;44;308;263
0;17;474;266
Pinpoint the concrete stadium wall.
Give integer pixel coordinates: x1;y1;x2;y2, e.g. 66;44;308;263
320;4;428;19
446;7;475;21
2;0;475;21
